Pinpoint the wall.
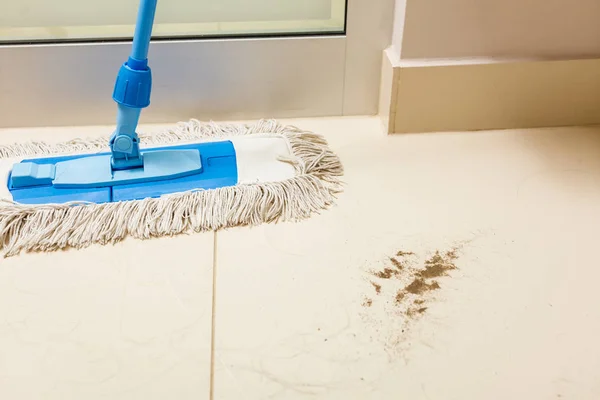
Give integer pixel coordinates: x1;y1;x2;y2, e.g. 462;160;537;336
396;0;600;59
382;0;600;133
391;0;407;55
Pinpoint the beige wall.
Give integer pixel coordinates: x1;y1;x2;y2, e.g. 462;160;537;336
395;0;600;59
391;0;407;55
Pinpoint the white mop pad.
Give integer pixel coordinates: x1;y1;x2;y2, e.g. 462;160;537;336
0;120;344;256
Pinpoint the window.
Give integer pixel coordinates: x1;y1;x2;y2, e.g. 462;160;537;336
0;0;392;128
0;0;346;42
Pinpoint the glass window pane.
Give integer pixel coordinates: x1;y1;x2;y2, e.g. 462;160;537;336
0;0;346;43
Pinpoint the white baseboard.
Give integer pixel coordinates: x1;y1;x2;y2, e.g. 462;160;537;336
379;49;600;133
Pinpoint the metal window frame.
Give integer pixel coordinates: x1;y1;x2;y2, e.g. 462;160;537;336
0;0;394;128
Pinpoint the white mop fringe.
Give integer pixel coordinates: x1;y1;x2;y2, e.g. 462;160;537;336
0;119;344;256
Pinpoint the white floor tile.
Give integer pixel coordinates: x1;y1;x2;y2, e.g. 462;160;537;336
0;236;214;400
212;117;600;399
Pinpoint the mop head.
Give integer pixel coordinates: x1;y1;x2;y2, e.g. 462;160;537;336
0;120;343;256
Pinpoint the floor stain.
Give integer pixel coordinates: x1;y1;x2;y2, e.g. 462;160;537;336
406;306;428;317
371;267;400;279
404;278;441;295
418;250;458;279
363;243;466;358
371;281;382;294
395;291;405;304
389;257;404;270
370;251;415;279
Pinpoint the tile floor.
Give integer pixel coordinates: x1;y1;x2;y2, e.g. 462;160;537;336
1;117;600;399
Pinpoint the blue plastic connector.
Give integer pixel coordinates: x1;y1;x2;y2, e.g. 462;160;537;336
112;57;152;109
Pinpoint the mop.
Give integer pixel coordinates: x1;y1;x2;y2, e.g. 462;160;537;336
0;0;343;256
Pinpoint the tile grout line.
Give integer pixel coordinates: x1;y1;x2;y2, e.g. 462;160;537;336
209;231;218;400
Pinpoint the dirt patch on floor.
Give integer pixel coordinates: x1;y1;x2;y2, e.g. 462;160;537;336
371;281;382;294
361;239;477;360
370;253;414;279
395;291;405;304
405;278;440;295
371;267;399;279
389;257;404;270
418;250;458;279
365;245;463;320
406;306;428;318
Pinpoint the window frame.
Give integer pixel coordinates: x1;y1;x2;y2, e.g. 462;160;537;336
0;0;394;128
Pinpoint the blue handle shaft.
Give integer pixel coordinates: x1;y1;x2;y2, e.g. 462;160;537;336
110;0;158;170
131;0;158;61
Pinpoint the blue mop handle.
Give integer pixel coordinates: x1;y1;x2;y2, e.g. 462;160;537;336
112;0;158;112
131;0;158;61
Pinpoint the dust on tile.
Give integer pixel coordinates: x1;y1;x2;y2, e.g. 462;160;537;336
404;278;440;295
389;257;404;270
367;248;460;315
361;244;466;358
371;281;382;294
371;267;400;280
